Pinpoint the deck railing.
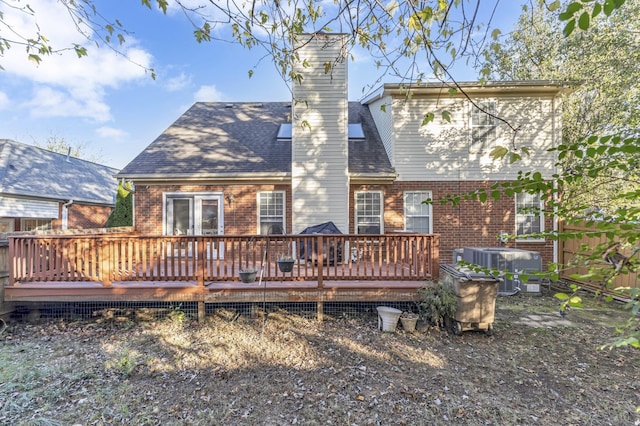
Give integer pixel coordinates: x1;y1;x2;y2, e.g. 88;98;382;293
9;233;439;286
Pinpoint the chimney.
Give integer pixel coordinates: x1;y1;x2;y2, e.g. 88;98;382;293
291;33;349;233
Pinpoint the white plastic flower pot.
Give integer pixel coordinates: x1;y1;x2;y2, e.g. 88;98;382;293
376;306;402;332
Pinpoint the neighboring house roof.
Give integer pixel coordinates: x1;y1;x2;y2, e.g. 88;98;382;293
0;139;119;205
117;101;394;180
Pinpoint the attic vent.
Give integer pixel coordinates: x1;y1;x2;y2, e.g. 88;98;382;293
225;104;234;108
250;103;264;108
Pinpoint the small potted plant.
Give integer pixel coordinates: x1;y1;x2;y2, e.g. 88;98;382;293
399;311;419;332
417;281;458;331
239;268;258;283
276;253;295;273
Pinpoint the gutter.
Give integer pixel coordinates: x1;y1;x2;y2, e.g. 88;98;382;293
116;172;292;182
364;80;580;100
359;86;385;105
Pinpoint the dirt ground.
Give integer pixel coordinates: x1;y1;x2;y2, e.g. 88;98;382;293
1;290;639;426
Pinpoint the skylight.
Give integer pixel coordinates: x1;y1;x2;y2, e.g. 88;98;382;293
277;123;292;139
348;123;365;139
277;123;366;140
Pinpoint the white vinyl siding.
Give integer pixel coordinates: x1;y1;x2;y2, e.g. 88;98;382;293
368;95;395;167
404;191;432;233
387;95;559;181
515;192;544;240
0;196;58;218
292;34;349;233
355;191;383;234
258;191;285;235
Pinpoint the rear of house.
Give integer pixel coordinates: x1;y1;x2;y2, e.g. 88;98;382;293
117;33;568;268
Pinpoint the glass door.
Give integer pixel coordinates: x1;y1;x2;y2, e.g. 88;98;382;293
165;194;224;258
167;198;193;236
166;198;193;257
195;196;224;259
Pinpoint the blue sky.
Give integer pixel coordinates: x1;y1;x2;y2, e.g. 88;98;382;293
0;0;523;169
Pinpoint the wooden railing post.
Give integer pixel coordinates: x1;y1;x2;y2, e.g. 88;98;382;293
100;238;112;287
317;234;323;288
431;235;440;281
197;237;205;287
7;238;15;286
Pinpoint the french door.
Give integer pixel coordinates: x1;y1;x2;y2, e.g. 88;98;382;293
165;193;224;258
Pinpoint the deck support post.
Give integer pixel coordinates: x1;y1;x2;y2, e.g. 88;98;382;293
317;300;323;322
197;301;205;322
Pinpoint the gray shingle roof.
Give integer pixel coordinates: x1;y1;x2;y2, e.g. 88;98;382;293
348;102;394;175
118;102;394;178
0;139;119;205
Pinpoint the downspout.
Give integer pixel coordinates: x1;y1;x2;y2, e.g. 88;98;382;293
62;199;74;230
552;93;561;269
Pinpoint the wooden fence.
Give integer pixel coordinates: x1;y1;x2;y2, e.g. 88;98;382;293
558;221;639;290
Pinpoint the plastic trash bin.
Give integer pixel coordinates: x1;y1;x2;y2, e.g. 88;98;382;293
440;264;501;335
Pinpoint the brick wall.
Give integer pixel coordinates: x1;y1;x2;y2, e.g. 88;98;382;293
350;181;555;267
133;181;554;266
133;183;292;236
5;203;112;231
56;203;113;229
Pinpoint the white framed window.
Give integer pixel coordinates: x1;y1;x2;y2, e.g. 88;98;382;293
21;218;53;232
515;192;544;240
470;100;497;152
0;219;15;233
258;191;285;235
404;191;432;233
355;191;383;234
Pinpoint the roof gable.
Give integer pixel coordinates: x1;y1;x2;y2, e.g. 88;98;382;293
118;102;394;179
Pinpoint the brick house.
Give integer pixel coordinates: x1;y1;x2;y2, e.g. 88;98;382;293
117;33;569;267
0;139;118;232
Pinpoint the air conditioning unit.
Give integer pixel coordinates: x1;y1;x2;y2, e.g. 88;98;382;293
461;247;542;295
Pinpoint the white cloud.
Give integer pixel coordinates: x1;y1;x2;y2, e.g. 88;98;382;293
0;92;9;110
96;126;128;140
0;0;154;122
194;85;226;102
21;86;111;121
165;73;191;92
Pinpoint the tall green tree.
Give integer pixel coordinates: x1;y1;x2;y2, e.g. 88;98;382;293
473;0;639;348
481;0;640;216
106;182;133;228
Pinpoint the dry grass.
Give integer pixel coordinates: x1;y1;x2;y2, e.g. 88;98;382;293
1;291;639;426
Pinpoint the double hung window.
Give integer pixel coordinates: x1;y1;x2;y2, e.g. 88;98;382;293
471;100;497;151
355;191;383;234
515;192;544;240
404;191;432;233
258;191;285;235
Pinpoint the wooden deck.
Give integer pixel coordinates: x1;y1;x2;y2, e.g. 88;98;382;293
5;233;439;318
